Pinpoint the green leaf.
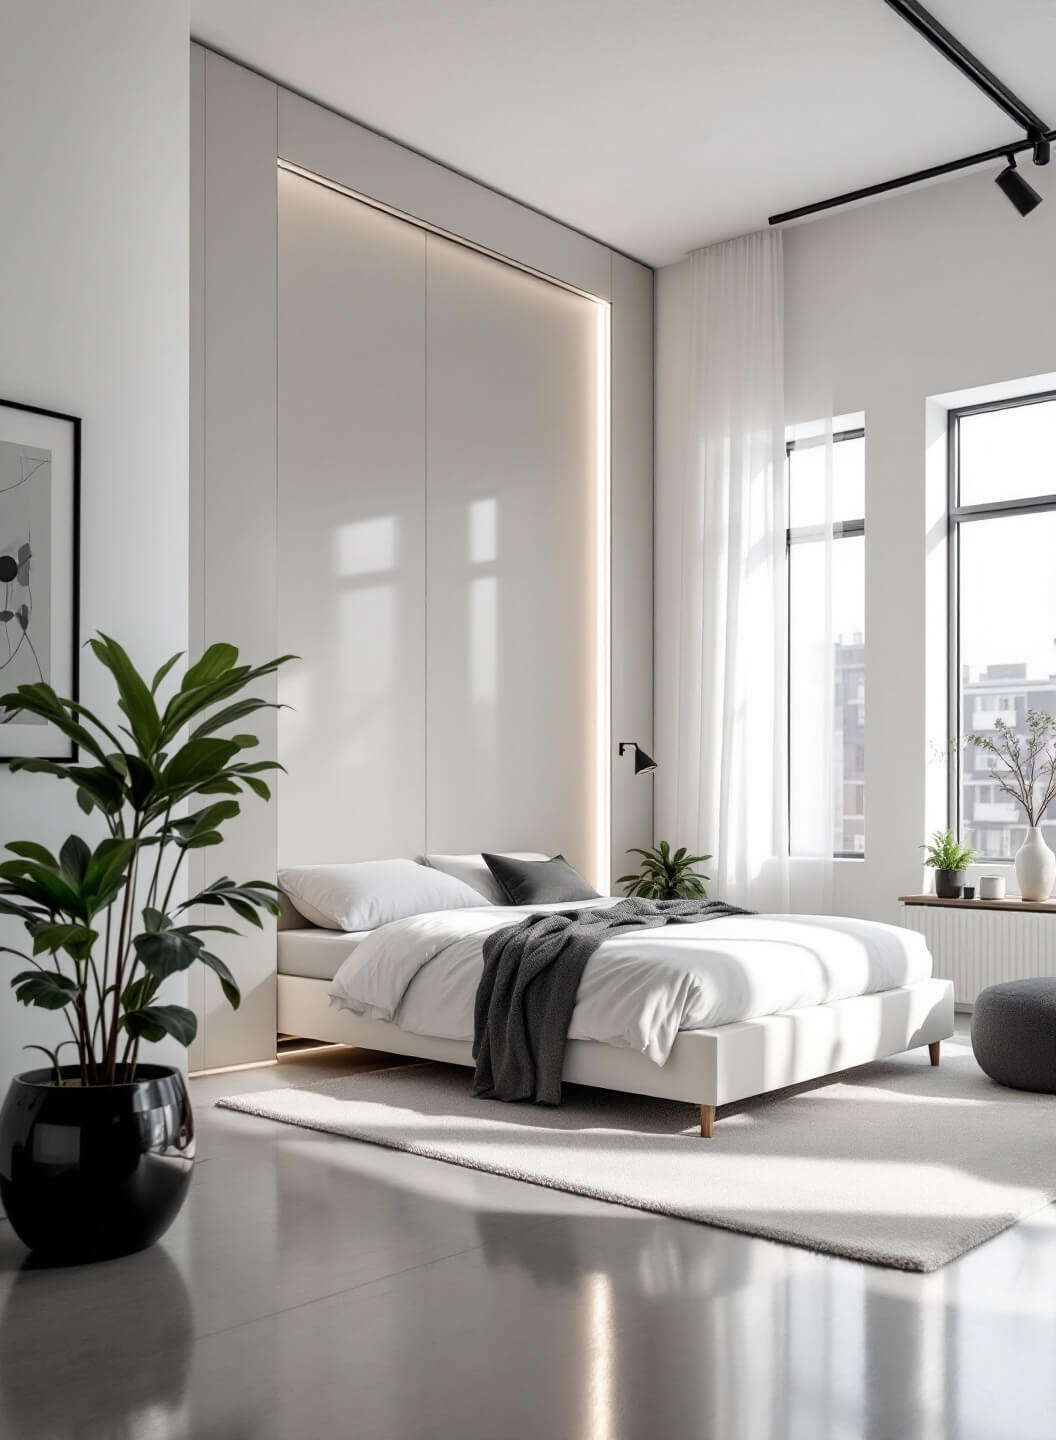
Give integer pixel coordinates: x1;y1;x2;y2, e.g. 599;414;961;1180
0;683;111;763
29;921;97;960
121;1004;198;1047
121;975;158;1012
6;841;59;867
0;859;85;917
87;633;162;755
133;927;203;981
161;737;241;791
9;759;127;817
12;970;83;1010
198;949;240;1009
180;642;240;692
82;837;136;911
151;651;184;694
195;778;241;796
160;654;296;740
59;835;92;883
189;696;277;741
168;800;240;842
181;877;281;921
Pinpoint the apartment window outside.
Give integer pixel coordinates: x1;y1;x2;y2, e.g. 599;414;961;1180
949;390;1056;861
787;424;865;858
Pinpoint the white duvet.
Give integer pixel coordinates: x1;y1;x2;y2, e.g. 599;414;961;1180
328;901;935;1068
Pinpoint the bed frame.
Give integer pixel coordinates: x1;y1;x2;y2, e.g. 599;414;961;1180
276;964;955;1138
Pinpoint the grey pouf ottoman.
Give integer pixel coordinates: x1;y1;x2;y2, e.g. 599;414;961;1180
972;978;1056;1093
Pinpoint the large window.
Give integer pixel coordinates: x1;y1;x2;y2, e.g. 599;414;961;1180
787;423;865;858
950;391;1056;861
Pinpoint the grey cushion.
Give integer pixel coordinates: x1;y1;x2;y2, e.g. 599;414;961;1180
481;853;599;906
971;978;1056;1094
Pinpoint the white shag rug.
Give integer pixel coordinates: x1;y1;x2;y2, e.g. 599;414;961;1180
216;1036;1056;1271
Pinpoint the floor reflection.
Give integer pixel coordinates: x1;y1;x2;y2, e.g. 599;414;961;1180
1;1043;1054;1440
0;1241;192;1439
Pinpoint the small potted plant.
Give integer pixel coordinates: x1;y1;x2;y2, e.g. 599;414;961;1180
617;841;711;899
921;828;978;899
967;712;1056;901
0;634;291;1262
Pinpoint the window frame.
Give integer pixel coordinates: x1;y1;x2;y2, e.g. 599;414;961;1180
786;424;866;861
947;388;1056;853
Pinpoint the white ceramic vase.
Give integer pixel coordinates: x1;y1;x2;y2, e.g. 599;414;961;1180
1014;826;1056;902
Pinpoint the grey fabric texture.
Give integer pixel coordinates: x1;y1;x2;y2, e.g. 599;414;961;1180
481;853;600;905
971;978;1056;1094
472;898;751;1104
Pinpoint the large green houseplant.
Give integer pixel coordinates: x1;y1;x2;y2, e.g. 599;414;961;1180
0;633;291;1260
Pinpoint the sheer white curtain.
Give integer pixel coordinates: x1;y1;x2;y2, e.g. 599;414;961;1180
657;231;789;910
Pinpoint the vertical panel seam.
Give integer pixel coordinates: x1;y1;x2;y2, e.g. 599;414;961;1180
423;232;429;854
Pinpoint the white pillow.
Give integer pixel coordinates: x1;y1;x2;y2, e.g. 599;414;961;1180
277;860;488;931
422;852;548;907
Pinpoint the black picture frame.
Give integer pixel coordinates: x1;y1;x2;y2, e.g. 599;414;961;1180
0;396;81;762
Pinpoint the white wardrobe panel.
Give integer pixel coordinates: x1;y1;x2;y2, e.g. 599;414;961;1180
277;171;426;863
425;235;600;879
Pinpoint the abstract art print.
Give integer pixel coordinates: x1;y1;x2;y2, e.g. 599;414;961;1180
0;399;80;761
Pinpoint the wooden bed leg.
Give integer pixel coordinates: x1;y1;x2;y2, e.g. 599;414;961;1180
929;1041;941;1067
699;1105;715;1139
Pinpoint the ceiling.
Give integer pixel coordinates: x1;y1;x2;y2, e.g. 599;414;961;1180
189;0;1056;266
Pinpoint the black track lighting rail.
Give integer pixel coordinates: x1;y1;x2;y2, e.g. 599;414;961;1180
882;0;1049;142
769;128;1056;226
769;1;1052;226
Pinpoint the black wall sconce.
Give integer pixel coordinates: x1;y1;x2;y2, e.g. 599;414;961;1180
618;741;657;776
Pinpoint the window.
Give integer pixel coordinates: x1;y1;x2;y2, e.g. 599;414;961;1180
949;391;1056;861
787;423;865;858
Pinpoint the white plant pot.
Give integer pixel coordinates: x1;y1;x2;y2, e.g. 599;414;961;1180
1014;826;1056;902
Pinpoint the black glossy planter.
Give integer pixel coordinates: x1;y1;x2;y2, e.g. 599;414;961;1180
0;1064;194;1263
934;869;964;899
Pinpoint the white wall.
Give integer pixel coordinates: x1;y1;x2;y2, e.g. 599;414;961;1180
192;46;654;1066
0;3;190;1090
656;165;1056;922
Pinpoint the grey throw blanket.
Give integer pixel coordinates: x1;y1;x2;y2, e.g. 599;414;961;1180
472;897;752;1105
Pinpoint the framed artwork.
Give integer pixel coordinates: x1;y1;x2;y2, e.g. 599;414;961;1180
0;398;80;761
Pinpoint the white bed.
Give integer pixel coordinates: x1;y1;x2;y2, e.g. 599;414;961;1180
276;890;954;1136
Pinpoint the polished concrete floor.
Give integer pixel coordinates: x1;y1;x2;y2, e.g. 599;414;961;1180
2;1033;1056;1440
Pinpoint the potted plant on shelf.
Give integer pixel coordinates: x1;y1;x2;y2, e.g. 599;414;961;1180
967;712;1056;902
617;841;711;900
0;634;291;1262
921;828;978;899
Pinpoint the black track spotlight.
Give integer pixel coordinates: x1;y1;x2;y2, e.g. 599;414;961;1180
1033;135;1051;167
996;154;1043;216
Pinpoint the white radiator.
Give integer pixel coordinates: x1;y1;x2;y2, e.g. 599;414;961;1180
901;903;1056;1008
